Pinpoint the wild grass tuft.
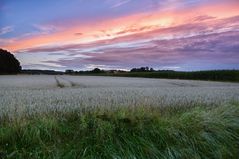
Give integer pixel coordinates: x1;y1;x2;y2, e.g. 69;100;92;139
0;103;239;158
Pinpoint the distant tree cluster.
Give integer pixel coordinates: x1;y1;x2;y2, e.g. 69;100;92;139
21;69;64;75
65;68;128;75
64;67;177;75
91;68;104;73
65;69;75;74
130;67;154;72
0;49;21;74
65;68;105;74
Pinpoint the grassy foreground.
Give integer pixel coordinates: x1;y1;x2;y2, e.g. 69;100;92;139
0;103;239;159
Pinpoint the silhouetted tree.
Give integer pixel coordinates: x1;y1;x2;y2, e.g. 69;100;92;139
0;49;21;74
149;68;155;72
91;68;103;73
65;69;75;74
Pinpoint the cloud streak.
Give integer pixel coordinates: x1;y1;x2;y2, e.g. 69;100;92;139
1;0;239;70
38;30;238;71
0;26;14;35
110;0;131;8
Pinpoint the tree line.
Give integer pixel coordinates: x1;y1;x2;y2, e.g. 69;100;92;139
1;49;238;82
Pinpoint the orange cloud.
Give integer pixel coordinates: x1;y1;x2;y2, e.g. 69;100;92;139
2;1;239;53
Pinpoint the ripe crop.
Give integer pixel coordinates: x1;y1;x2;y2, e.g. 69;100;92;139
0;75;238;120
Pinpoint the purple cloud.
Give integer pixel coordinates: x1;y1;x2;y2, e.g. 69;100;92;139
12;14;239;71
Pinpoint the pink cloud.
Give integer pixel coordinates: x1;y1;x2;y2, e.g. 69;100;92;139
2;1;238;52
39;30;239;70
2;1;238;70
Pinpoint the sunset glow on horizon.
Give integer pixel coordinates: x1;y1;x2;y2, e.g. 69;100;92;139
0;0;239;71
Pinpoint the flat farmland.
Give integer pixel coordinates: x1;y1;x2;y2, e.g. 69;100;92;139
0;75;239;158
0;75;239;119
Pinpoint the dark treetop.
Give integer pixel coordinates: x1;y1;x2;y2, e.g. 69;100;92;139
0;49;21;74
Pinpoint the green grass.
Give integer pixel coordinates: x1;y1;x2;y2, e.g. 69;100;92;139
1;103;239;159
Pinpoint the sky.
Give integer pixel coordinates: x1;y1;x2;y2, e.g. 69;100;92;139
0;0;239;71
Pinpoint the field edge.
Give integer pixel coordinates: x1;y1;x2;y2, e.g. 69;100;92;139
0;102;239;158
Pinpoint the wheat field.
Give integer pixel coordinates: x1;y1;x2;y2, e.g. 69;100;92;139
1;75;239;158
0;75;238;120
